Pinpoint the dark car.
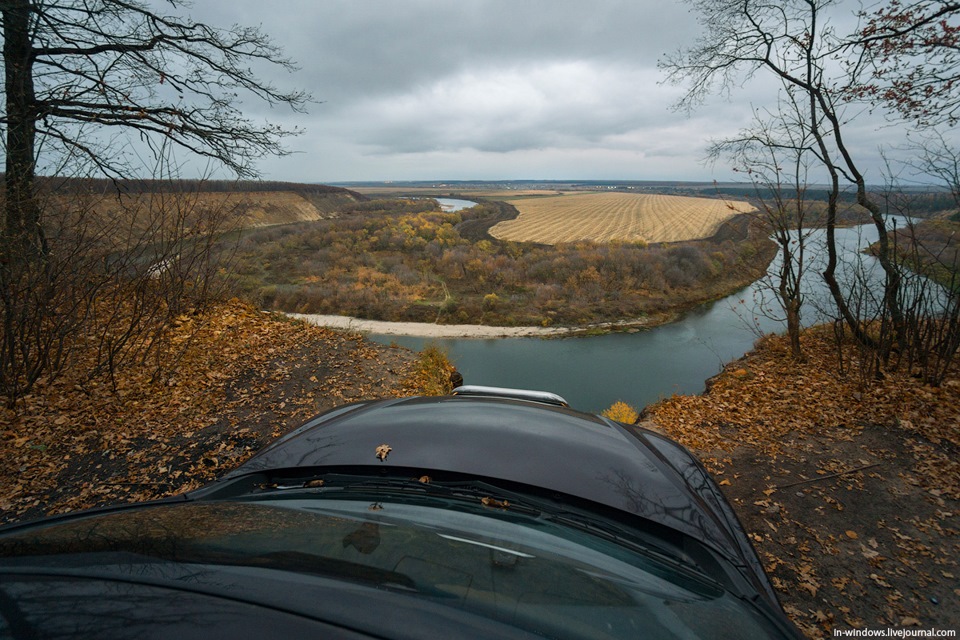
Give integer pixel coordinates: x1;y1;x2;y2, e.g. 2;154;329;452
0;386;801;639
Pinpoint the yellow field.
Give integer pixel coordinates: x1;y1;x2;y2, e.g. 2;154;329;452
491;192;755;244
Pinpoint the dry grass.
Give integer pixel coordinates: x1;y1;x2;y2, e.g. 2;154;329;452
39;190;342;252
491;192;755;244
66;191;329;228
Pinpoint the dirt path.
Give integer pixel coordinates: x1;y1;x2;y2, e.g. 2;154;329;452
719;423;958;637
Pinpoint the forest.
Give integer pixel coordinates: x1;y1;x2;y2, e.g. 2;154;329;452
225;198;776;327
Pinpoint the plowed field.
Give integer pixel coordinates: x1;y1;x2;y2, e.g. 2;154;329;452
491;192;755;244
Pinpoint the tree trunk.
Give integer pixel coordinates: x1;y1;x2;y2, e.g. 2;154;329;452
3;0;42;260
777;240;803;360
821;175;876;348
856;183;905;358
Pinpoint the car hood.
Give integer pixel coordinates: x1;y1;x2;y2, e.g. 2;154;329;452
222;396;744;564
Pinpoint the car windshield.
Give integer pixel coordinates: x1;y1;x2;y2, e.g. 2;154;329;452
0;494;783;639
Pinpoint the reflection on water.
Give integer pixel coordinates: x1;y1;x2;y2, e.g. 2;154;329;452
373;295;762;413
369;217;922;413
436;197;475;212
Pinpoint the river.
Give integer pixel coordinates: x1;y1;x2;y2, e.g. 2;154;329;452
367;200;909;413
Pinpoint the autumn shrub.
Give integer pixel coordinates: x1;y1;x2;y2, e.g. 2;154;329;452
403;345;456;396
0;186;234;406
226;198;776;327
663;264;696;289
601;401;640;424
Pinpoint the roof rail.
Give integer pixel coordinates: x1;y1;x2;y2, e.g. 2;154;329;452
451;385;569;407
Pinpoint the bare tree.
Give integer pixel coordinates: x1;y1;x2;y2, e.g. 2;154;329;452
851;0;960;127
881;136;960;384
0;0;309;405
1;0;310;258
906;131;960;202
0;152;241;404
660;0;906;359
710;96;818;359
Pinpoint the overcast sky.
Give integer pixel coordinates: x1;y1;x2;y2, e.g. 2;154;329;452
179;0;929;184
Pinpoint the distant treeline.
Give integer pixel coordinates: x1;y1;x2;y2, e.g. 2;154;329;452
713;186;858;203
713;186;955;215
1;174;363;200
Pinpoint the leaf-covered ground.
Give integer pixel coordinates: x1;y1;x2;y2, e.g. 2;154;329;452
2;304;957;638
0;301;452;525
646;327;959;638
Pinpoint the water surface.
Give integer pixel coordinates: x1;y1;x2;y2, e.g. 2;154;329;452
369;215;916;413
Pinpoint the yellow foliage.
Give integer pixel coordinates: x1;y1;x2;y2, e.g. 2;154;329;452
601;401;639;424
404;344;456;396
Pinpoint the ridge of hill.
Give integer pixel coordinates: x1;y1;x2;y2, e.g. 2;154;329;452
24;176;367;229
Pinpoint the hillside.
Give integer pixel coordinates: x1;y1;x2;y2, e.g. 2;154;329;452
32;177;365;235
0;301;454;524
229;198;776;328
3;306;956;639
645;328;960;638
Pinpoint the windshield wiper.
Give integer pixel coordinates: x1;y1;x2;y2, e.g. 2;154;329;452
249;473;722;588
263;474;541;511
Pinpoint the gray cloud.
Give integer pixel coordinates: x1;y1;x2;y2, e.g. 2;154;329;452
152;0;934;183
231;1;694;104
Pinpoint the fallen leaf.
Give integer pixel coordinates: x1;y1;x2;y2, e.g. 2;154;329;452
869;573;892;588
418;475;431;484
481;496;510;509
845;530;859;539
375;444;392;461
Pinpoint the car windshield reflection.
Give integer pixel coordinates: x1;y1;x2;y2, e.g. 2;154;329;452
0;496;782;639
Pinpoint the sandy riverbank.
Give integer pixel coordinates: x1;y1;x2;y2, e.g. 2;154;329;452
287;313;669;338
286;313;570;338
